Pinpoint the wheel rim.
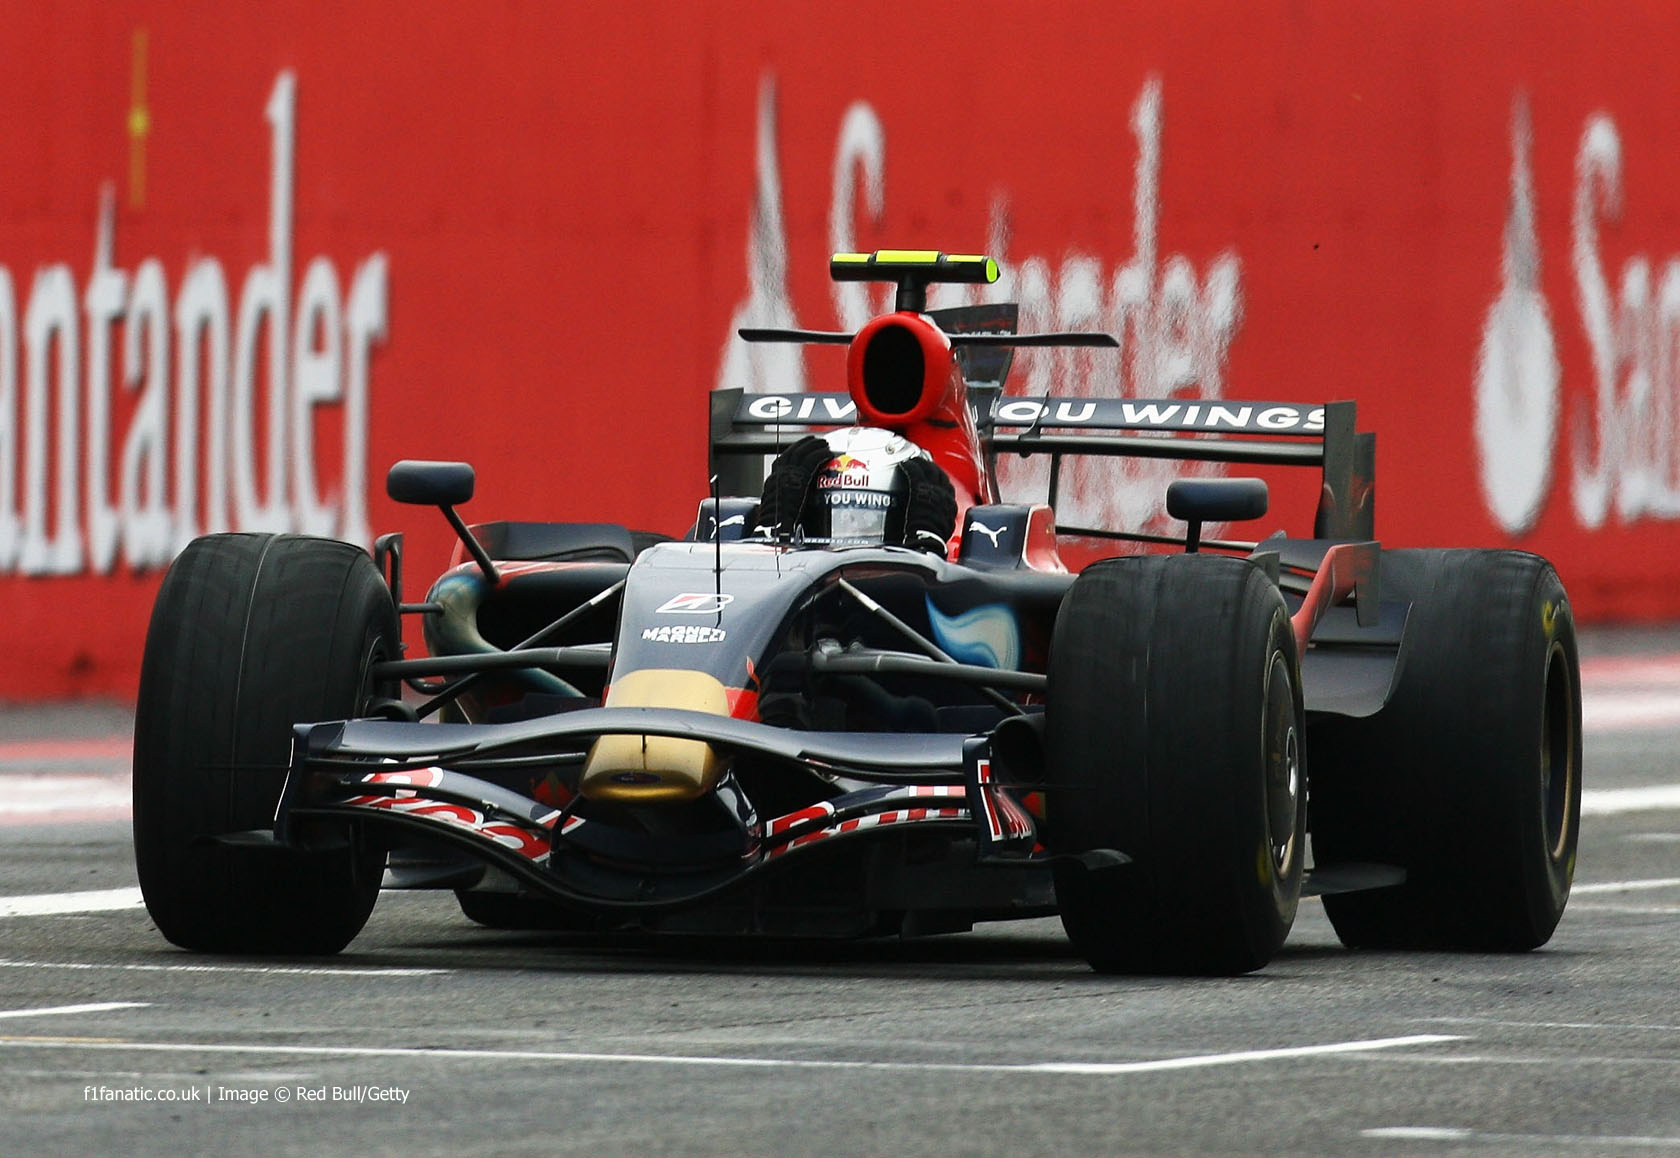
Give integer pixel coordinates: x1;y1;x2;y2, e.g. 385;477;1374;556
357;625;400;717
1540;639;1577;862
1263;651;1301;881
325;626;398;891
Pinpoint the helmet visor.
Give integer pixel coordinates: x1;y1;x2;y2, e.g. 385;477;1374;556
828;503;893;545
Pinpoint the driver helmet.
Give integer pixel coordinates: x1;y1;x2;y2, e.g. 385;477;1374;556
807;427;927;546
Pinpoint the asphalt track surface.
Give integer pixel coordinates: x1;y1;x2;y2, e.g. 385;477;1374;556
2;630;1677;1156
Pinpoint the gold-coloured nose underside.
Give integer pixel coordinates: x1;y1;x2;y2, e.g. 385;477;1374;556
579;669;727;803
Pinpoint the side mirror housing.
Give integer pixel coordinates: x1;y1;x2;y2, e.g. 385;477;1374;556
1166;477;1268;524
386;460;497;581
387;460;475;507
1166;477;1268;554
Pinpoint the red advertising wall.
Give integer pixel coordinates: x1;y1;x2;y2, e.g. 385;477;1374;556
4;1;1680;699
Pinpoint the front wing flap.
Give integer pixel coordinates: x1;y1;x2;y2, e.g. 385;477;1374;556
294;709;970;777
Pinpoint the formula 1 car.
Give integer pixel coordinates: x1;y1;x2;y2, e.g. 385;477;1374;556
133;250;1582;975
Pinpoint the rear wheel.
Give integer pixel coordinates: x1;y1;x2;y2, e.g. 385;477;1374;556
133;534;398;954
1046;554;1305;975
1310;549;1581;950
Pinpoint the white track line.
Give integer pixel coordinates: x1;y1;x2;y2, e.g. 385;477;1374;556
1015;1035;1463;1074
1572;877;1680;895
0;808;131;826
0;959;449;978
1568;904;1680;915
0;774;130;812
0;770;131;825
0;887;144;919
1577;655;1680;732
0;1033;1463;1074
1583;786;1680;815
0;1002;149;1020
1425;1017;1680;1032
1584;698;1680;732
1366;1126;1680;1148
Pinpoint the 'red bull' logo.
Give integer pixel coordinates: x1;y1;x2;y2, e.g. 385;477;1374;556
818;454;871;489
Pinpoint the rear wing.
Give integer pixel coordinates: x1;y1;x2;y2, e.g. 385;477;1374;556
708;389;1376;540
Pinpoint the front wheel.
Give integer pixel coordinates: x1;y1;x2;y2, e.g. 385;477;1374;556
1046;554;1305;975
133;533;398;954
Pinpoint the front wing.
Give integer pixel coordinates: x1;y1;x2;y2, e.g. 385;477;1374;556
275;708;1043;916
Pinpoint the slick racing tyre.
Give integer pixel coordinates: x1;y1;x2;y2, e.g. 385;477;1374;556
1046;554;1306;975
133;534;398;954
1310;550;1581;951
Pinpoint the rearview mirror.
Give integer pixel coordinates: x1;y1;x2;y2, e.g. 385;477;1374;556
387;460;475;507
1166;477;1268;524
1166;477;1268;554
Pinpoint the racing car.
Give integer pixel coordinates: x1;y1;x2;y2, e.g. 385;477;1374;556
132;250;1581;975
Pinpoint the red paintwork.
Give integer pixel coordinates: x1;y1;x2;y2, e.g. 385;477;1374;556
845;311;1000;558
842;315;1066;572
846;312;995;514
1022;506;1068;573
725;686;759;720
1288;541;1379;656
15;2;1680;703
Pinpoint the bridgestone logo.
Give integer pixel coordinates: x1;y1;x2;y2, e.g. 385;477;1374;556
655;593;734;613
641;626;726;644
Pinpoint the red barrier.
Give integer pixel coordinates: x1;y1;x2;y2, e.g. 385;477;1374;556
4;2;1680;699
